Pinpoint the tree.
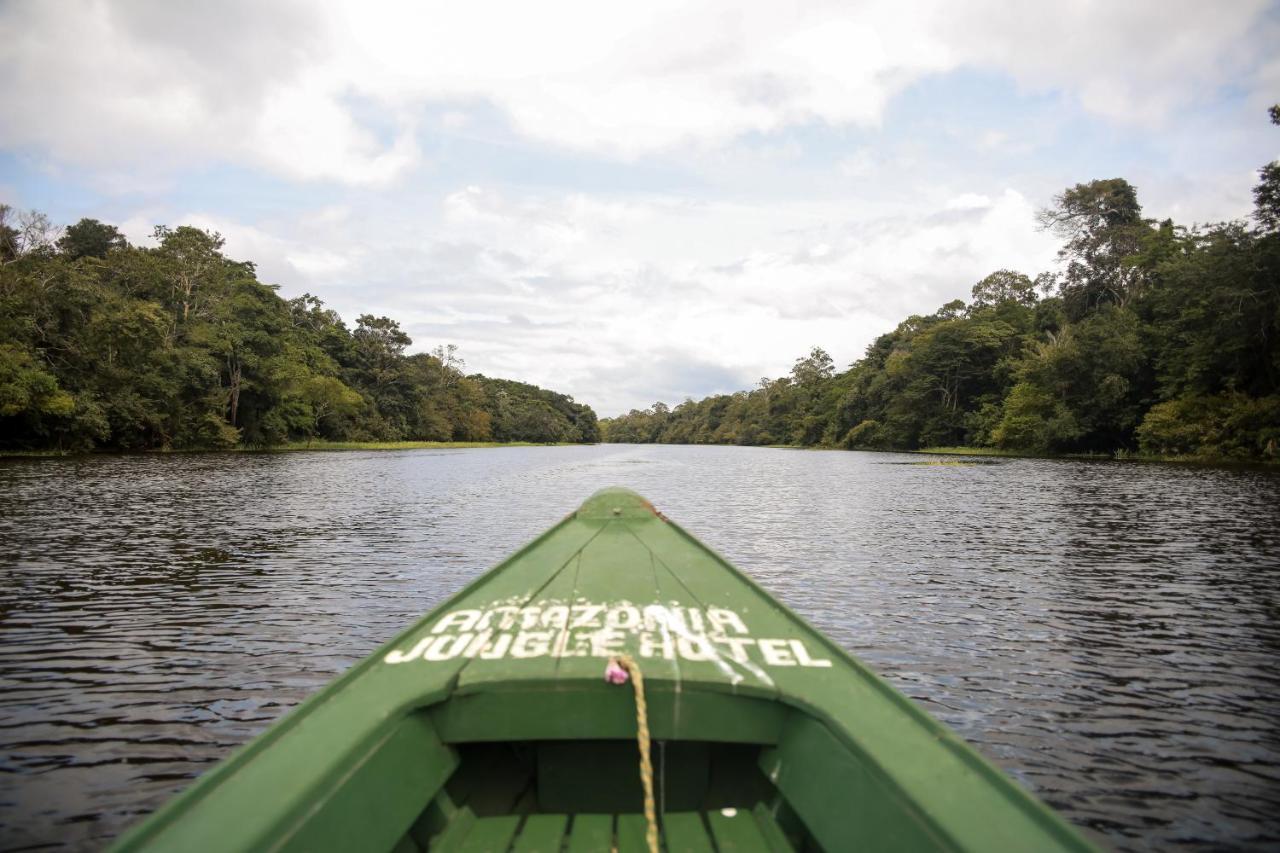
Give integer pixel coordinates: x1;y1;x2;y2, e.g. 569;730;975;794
152;225;226;325
299;375;363;442
58;219;127;259
991;381;1078;452
0;207;60;261
790;347;835;386
354;315;410;369
1254;104;1280;234
998;306;1146;452
431;343;465;388
0;343;74;419
0;205;20;262
1038;178;1149;317
0;213;600;451
970;270;1036;309
1142;222;1280;399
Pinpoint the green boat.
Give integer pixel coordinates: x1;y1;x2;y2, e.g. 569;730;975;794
113;487;1095;852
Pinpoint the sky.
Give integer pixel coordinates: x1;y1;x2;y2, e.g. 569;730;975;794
2;1;1278;416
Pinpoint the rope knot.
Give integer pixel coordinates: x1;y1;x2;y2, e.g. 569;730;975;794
604;658;630;684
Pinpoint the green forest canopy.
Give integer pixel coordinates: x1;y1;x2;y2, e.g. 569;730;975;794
0;219;598;451
601;108;1280;461
4;108;1277;459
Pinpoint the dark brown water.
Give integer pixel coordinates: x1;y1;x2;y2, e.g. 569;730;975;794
1;445;1278;850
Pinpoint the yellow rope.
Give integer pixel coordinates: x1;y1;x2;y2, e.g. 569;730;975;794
612;654;659;853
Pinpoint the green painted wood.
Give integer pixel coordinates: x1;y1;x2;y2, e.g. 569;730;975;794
270;713;454;853
661;812;715;852
426;807;476;852
456;815;520;853
442;744;502;808
566;814;613;853
112;487;1097;853
537;741;709;814
708;807;774;851
432;685;786;744
620;491;1095;852
408;792;454;850
510;814;567;853
750;804;797;852
615;813;650;853
390;833;419;853
460;747;533;817
760;713;945;852
386;829;417;850
702;743;774;809
111;516;602;853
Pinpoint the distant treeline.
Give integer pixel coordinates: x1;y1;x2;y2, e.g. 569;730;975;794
602;108;1280;461
0;217;598;451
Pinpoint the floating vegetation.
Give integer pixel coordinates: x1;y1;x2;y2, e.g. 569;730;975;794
881;458;1004;466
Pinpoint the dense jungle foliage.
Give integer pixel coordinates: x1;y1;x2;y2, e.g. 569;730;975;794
0;220;598;451
602;109;1280;461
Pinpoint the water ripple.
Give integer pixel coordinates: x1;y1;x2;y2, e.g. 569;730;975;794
1;446;1278;850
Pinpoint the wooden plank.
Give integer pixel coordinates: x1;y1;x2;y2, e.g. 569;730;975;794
444;745;502;805
276;713;455;853
702;743;773;810
759;713;944;852
538;740;709;814
751;803;797;852
661;812;715;853
432;684;786;745
390;833;420;853
463;754;532;817
408;794;451;849
456;815;520;853
566;814;612;853
425;806;476;853
615;813;650;853
510;814;568;853
550;520;680;684
707;807;770;851
455;554;584;691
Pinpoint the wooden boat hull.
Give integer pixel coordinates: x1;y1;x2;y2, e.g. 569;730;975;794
112;488;1095;852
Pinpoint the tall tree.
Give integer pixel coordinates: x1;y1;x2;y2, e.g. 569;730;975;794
1253;104;1280;234
58;219;127;260
1038;179;1150;318
152;226;225;327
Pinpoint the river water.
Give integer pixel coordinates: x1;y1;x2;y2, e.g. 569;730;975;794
0;445;1277;850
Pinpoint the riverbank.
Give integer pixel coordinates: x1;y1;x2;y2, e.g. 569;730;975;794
914;445;1278;466
0;441;584;458
269;440;581;452
741;442;1275;466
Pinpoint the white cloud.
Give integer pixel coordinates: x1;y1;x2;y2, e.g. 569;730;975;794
4;1;1275;415
0;0;418;186
119;211;359;287
2;1;1274;180
839;149;877;178
177;184;1058;415
940;1;1272;127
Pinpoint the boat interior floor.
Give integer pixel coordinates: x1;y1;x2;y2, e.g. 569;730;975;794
409;741;816;852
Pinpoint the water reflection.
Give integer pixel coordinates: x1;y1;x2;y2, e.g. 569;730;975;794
1;446;1278;850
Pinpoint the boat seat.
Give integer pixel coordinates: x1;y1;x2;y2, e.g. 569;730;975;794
416;805;794;852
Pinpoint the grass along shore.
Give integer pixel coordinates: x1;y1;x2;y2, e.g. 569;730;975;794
0;440;584;458
270;440;579;452
4;441;1273;465
913;445;1277;465
763;442;1275;466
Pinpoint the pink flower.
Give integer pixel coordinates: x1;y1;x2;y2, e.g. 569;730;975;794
604;659;629;684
